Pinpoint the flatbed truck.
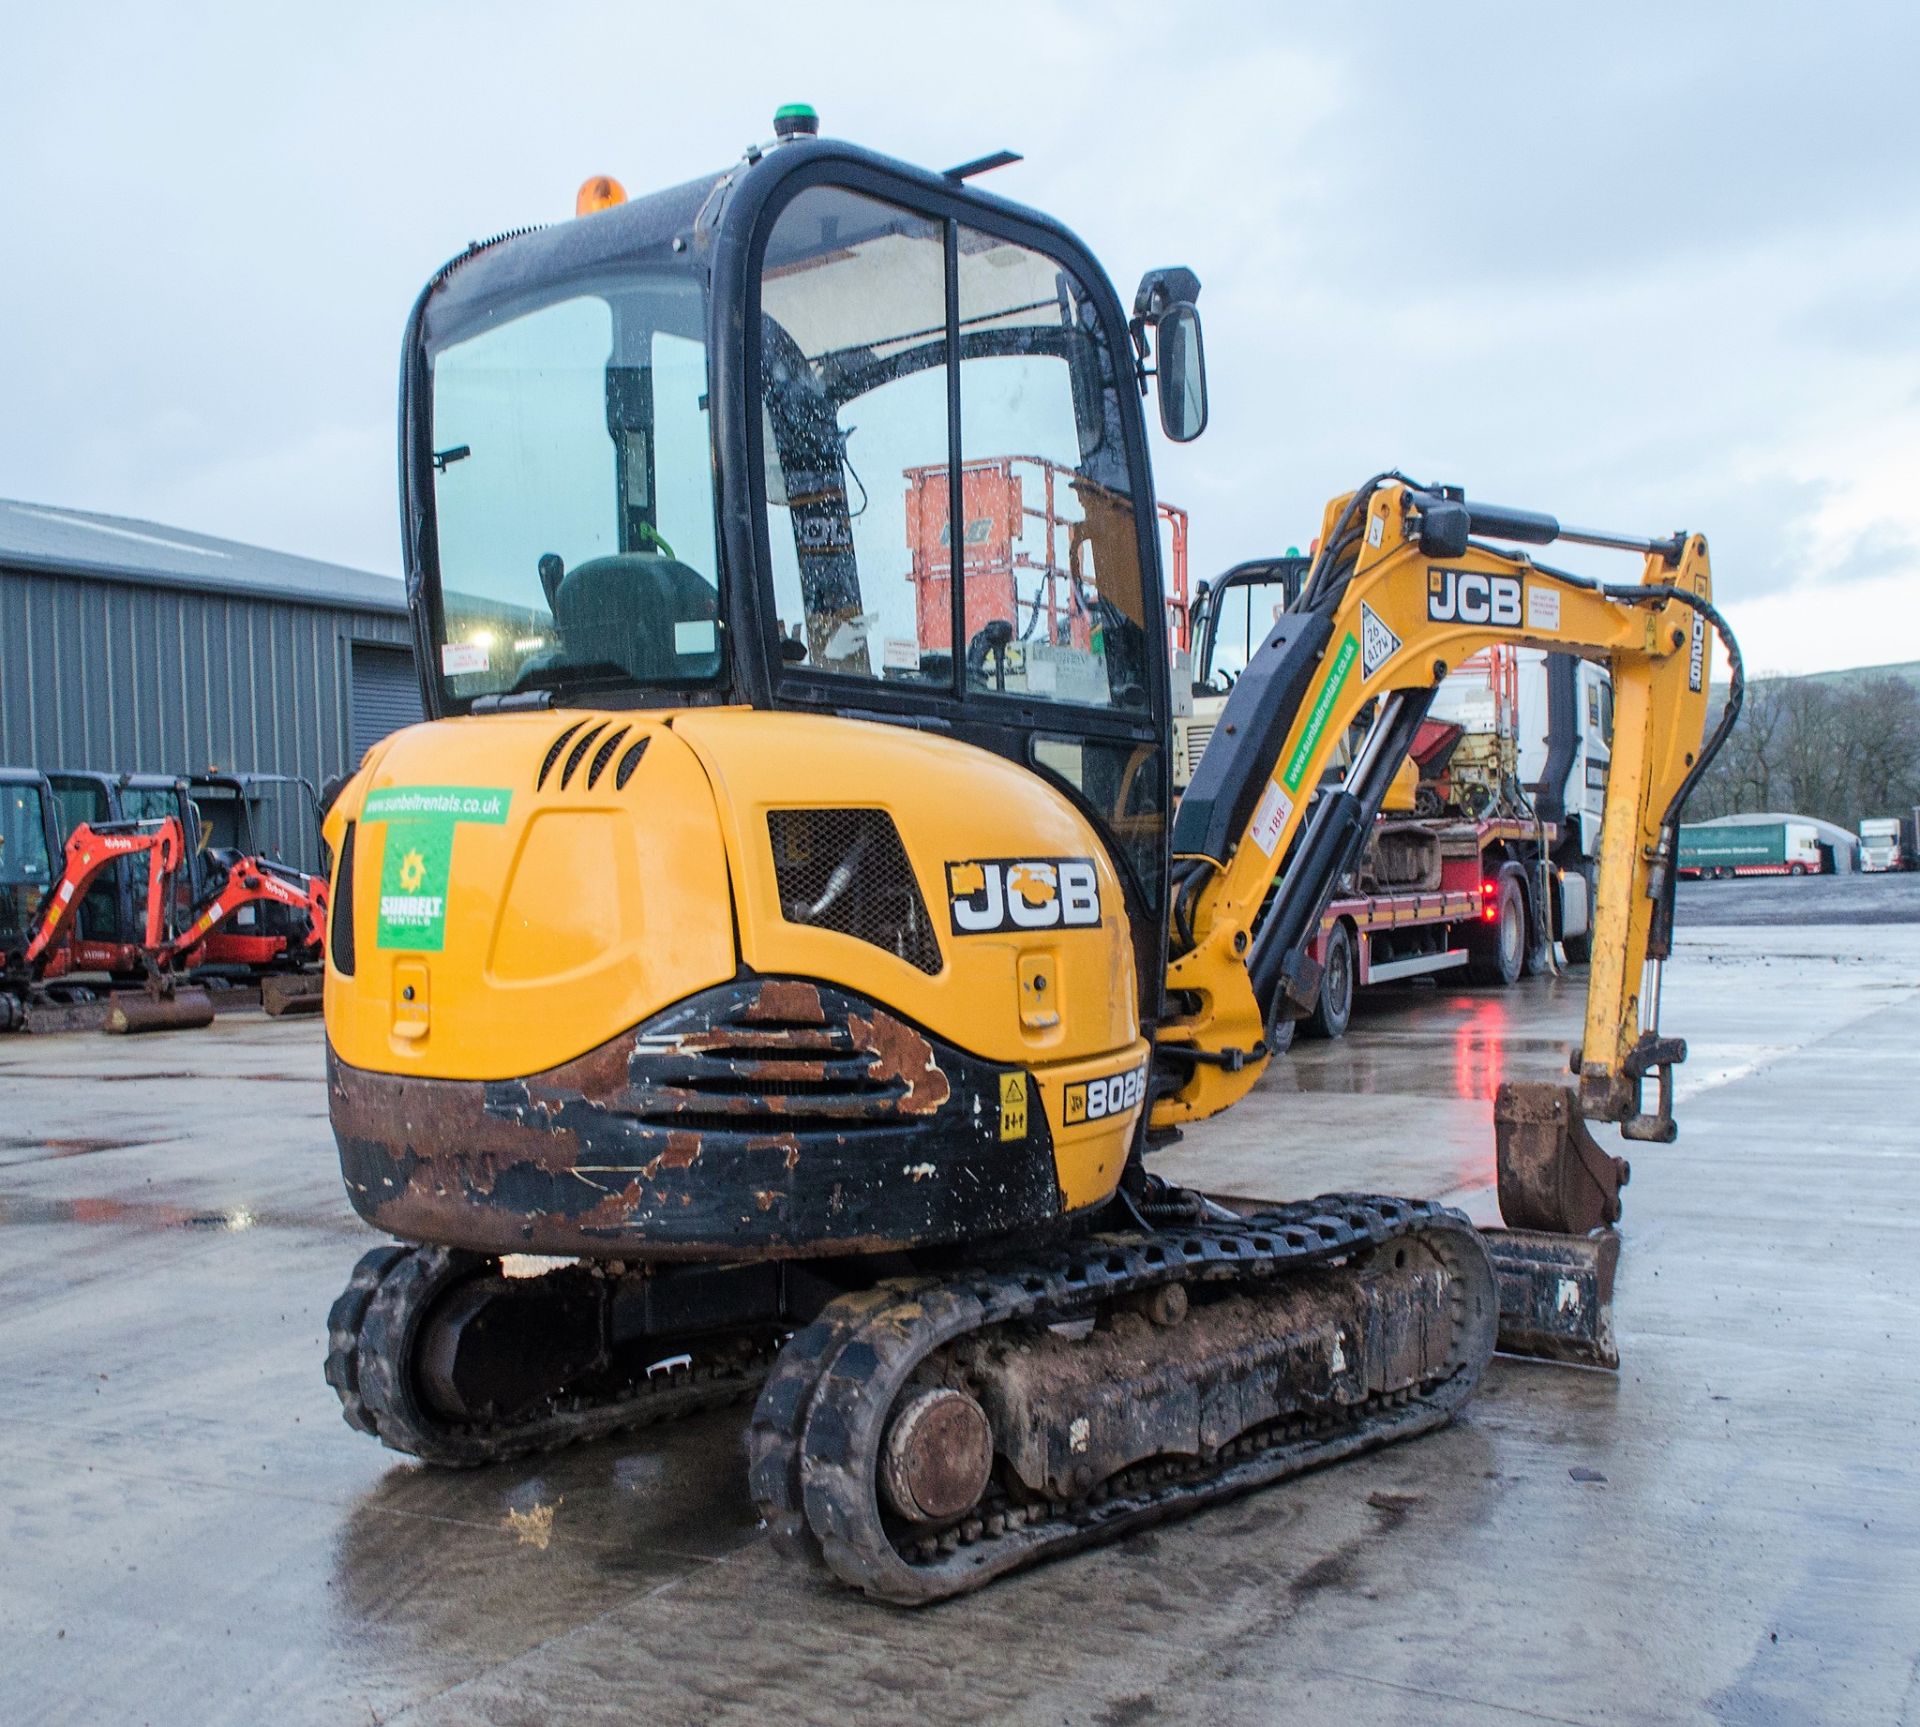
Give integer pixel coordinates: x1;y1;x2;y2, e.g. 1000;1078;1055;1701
1178;559;1606;1042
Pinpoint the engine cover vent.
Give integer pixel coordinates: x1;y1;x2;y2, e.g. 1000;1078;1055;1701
767;809;942;976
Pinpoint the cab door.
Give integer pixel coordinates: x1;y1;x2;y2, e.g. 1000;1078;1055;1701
743;167;1172;1013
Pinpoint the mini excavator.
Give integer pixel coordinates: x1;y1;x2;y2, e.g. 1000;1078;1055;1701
1;778;330;1032
322;111;1739;1603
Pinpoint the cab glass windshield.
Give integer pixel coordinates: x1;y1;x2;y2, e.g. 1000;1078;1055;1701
426;272;721;707
0;784;52;943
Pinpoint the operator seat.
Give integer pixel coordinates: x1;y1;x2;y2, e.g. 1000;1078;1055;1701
551;553;721;681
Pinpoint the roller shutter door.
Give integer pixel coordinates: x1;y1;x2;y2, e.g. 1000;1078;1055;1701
349;642;424;761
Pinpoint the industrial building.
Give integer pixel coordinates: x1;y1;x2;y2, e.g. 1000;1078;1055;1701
0;498;419;868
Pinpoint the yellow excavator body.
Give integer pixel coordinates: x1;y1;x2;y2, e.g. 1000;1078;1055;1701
324;705;1147;1248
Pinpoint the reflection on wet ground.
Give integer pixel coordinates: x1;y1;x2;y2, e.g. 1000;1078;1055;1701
0;1193;354;1232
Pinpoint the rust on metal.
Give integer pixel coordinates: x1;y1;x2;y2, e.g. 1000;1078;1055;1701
967;1244;1455;1502
104;986;215;1036
261;972;324;1017
328;974;1059;1262
652;1133;701;1172
746;979;829;1025
879;1386;994;1523
574;1179;648;1231
846;1009;951;1116
1494;1080;1629;1234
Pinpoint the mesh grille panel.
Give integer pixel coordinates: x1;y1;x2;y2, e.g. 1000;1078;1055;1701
767;809;942;976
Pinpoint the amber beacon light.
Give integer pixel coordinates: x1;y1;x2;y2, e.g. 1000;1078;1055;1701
574;174;627;217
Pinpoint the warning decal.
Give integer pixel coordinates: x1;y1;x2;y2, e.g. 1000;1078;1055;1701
1359;601;1401;679
999;1072;1030;1141
1249;781;1295;856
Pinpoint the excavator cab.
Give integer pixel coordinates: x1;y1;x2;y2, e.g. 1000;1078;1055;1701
0;768;61;969
407;129;1196;1008
48;772;143;960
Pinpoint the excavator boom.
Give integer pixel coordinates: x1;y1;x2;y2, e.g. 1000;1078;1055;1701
1157;475;1732;1150
22;816;187;976
1152;475;1736;1367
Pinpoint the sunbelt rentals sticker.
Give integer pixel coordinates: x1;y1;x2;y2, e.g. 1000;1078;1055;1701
362;785;513;952
1282;633;1359;794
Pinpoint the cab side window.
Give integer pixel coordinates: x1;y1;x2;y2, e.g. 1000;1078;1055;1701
759;187;951;685
0;786;52;939
954;228;1147;713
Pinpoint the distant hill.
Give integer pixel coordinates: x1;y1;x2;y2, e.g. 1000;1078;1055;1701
1710;659;1920;699
1778;660;1920;691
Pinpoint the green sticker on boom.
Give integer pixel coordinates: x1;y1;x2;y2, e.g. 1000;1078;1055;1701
1281;633;1359;793
361;785;512;952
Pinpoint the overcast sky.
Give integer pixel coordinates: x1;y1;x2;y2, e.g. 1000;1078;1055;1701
6;1;1918;675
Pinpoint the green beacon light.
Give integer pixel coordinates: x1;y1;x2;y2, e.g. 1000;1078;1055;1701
773;103;820;142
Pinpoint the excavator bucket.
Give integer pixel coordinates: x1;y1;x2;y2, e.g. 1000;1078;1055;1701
104;986;215;1035
1494;1081;1629;1232
260;972;324;1017
1488;1080;1632;1368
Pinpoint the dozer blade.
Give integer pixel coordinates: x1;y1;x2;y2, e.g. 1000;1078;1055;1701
104;987;215;1035
1480;1225;1619;1370
261;972;324;1017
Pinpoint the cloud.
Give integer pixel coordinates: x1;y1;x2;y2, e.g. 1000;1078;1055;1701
1;1;1917;670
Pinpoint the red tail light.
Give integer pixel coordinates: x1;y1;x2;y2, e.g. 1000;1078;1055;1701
1480;879;1500;923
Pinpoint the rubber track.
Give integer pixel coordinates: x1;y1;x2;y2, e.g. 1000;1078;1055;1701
745;1193;1497;1604
324;1243;773;1468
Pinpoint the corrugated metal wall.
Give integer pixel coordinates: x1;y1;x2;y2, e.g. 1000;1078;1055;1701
0;565;417;872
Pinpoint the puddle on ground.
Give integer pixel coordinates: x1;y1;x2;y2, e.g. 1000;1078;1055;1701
0;1135;140;1160
0;1071;311;1084
0;1193;359;1234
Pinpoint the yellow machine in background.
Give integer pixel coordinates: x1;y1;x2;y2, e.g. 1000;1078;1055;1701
322;110;1740;1603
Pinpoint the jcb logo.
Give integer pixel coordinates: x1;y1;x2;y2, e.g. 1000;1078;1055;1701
793;514;852;552
1428;569;1523;627
947;857;1100;935
1063;1061;1148;1126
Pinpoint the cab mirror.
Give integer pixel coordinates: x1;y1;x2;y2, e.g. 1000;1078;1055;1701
1157;304;1208;442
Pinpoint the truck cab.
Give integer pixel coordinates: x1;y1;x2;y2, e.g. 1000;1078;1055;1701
1858;815;1914;873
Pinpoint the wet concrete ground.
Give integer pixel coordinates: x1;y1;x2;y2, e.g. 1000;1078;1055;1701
1675;868;1920;928
2;924;1917;1726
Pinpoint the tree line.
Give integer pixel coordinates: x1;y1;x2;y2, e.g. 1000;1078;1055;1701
1688;672;1920;832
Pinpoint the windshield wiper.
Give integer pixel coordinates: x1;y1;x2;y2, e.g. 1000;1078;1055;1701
470;661;635;713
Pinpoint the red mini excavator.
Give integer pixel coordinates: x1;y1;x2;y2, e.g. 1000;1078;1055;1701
4;788;330;1032
13;812;214;1030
